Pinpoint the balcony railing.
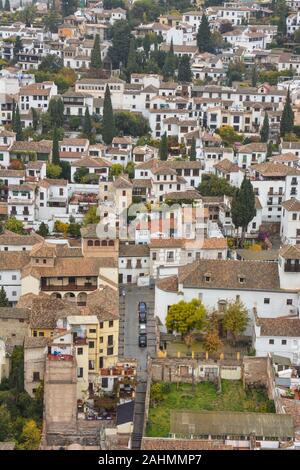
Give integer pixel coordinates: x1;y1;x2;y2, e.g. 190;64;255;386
41;283;97;291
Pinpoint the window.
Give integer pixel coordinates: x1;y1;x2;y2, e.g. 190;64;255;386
77;347;83;355
109;320;113;327
269;339;274;345
99;336;103;343
33;372;40;381
287;299;293;305
281;339;287;345
12;291;17;296
102;377;108;388
88;360;95;370
108;335;113;346
264;298;270;304
167;251;174;261
33;331;37;337
12;275;17;280
38;332;44;337
88;341;94;349
99;321;103;329
107;347;114;355
239;277;245;284
89;329;96;333
77;367;83;378
293;213;297;220
152;252;157;261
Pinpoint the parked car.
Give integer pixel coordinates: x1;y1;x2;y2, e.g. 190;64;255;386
138;302;147;323
138;333;147;348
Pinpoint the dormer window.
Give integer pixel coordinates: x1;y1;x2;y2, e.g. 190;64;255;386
239;276;245;284
204;273;211;282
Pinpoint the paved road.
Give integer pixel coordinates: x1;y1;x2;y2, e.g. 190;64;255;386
118;285;156;371
118;285;156;450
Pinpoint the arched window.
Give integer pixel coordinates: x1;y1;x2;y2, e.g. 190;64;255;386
87;240;93;247
108;240;114;246
102;240;107;246
95;240;100;246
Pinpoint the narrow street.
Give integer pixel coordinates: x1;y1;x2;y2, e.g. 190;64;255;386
118;285;156;449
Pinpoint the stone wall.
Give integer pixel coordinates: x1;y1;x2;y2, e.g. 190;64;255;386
0;317;29;347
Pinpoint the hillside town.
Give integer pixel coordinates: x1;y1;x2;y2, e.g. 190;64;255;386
0;0;299;455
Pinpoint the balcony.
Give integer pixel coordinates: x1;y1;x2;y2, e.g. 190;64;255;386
41;283;97;291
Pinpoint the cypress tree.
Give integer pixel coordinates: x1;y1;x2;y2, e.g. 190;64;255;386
83;106;92;140
4;0;10;11
0;286;9;307
190;137;196;161
251;65;258;87
231;176;256;246
32;108;39;131
126;38;138;79
102;84;116;145
197;14;214;53
11;99;16;128
52;126;60;165
267;141;273;160
13;105;22;141
90;33;102;70
178;54;192;82
280;88;294;136
159;132;168;161
260;112;269;142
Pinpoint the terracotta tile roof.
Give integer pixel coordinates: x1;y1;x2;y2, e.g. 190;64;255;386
141;438;231;450
0;251;30;270
113;174;133;189
60;138;88;146
256;316;300;337
271;153;299;163
30;242;57;258
26;296;81;329
156;275;178;292
282;198;300;212
10;140;52;153
70;156;111;168
169;161;202;170
0;230;43;246
0;307;29;320
176;259;282;291
164;189;202;201
84;286;119;320
152;166;177;176
252;162;300;177
132;179;152;188
24;336;50;349
150;238;185;248
279;244;300;260
0;169;25;178
238;143;267;153
119;243;149;257
214;158;240;173
202;238;228;249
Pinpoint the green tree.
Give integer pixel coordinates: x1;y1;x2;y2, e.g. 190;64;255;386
217;125;243;146
13;36;23;60
197;14;214;53
125;161;135;179
166;299;206;336
226;61;245;86
190;137;196;161
231;176;256;245
223;299;248;344
60;161;71;181
251;64;258;87
46;163;62;179
280;88;294;137
67;223;81;238
108;20;131;69
74;167;89;183
31;108;39;131
83;106;92;141
20;5;37;27
61;0;78;17
198;174;236;197
115;111;150;137
204;328;223;353
260;113;270;142
13;105;22;141
9;346;24;392
109;163;123;179
17;419;41;450
276;0;288;36
0;405;12;440
44;10;62;33
5;218;25;235
90;33;102;70
162;40;176;81
4;0;10;11
267;141;273;159
48;98;64;128
52;127;60;165
36;222;49;237
39;54;63;73
159;132;168;160
83;206;100;226
0;286;9;307
178;54;192;82
102;84;116;145
126;38;138;79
